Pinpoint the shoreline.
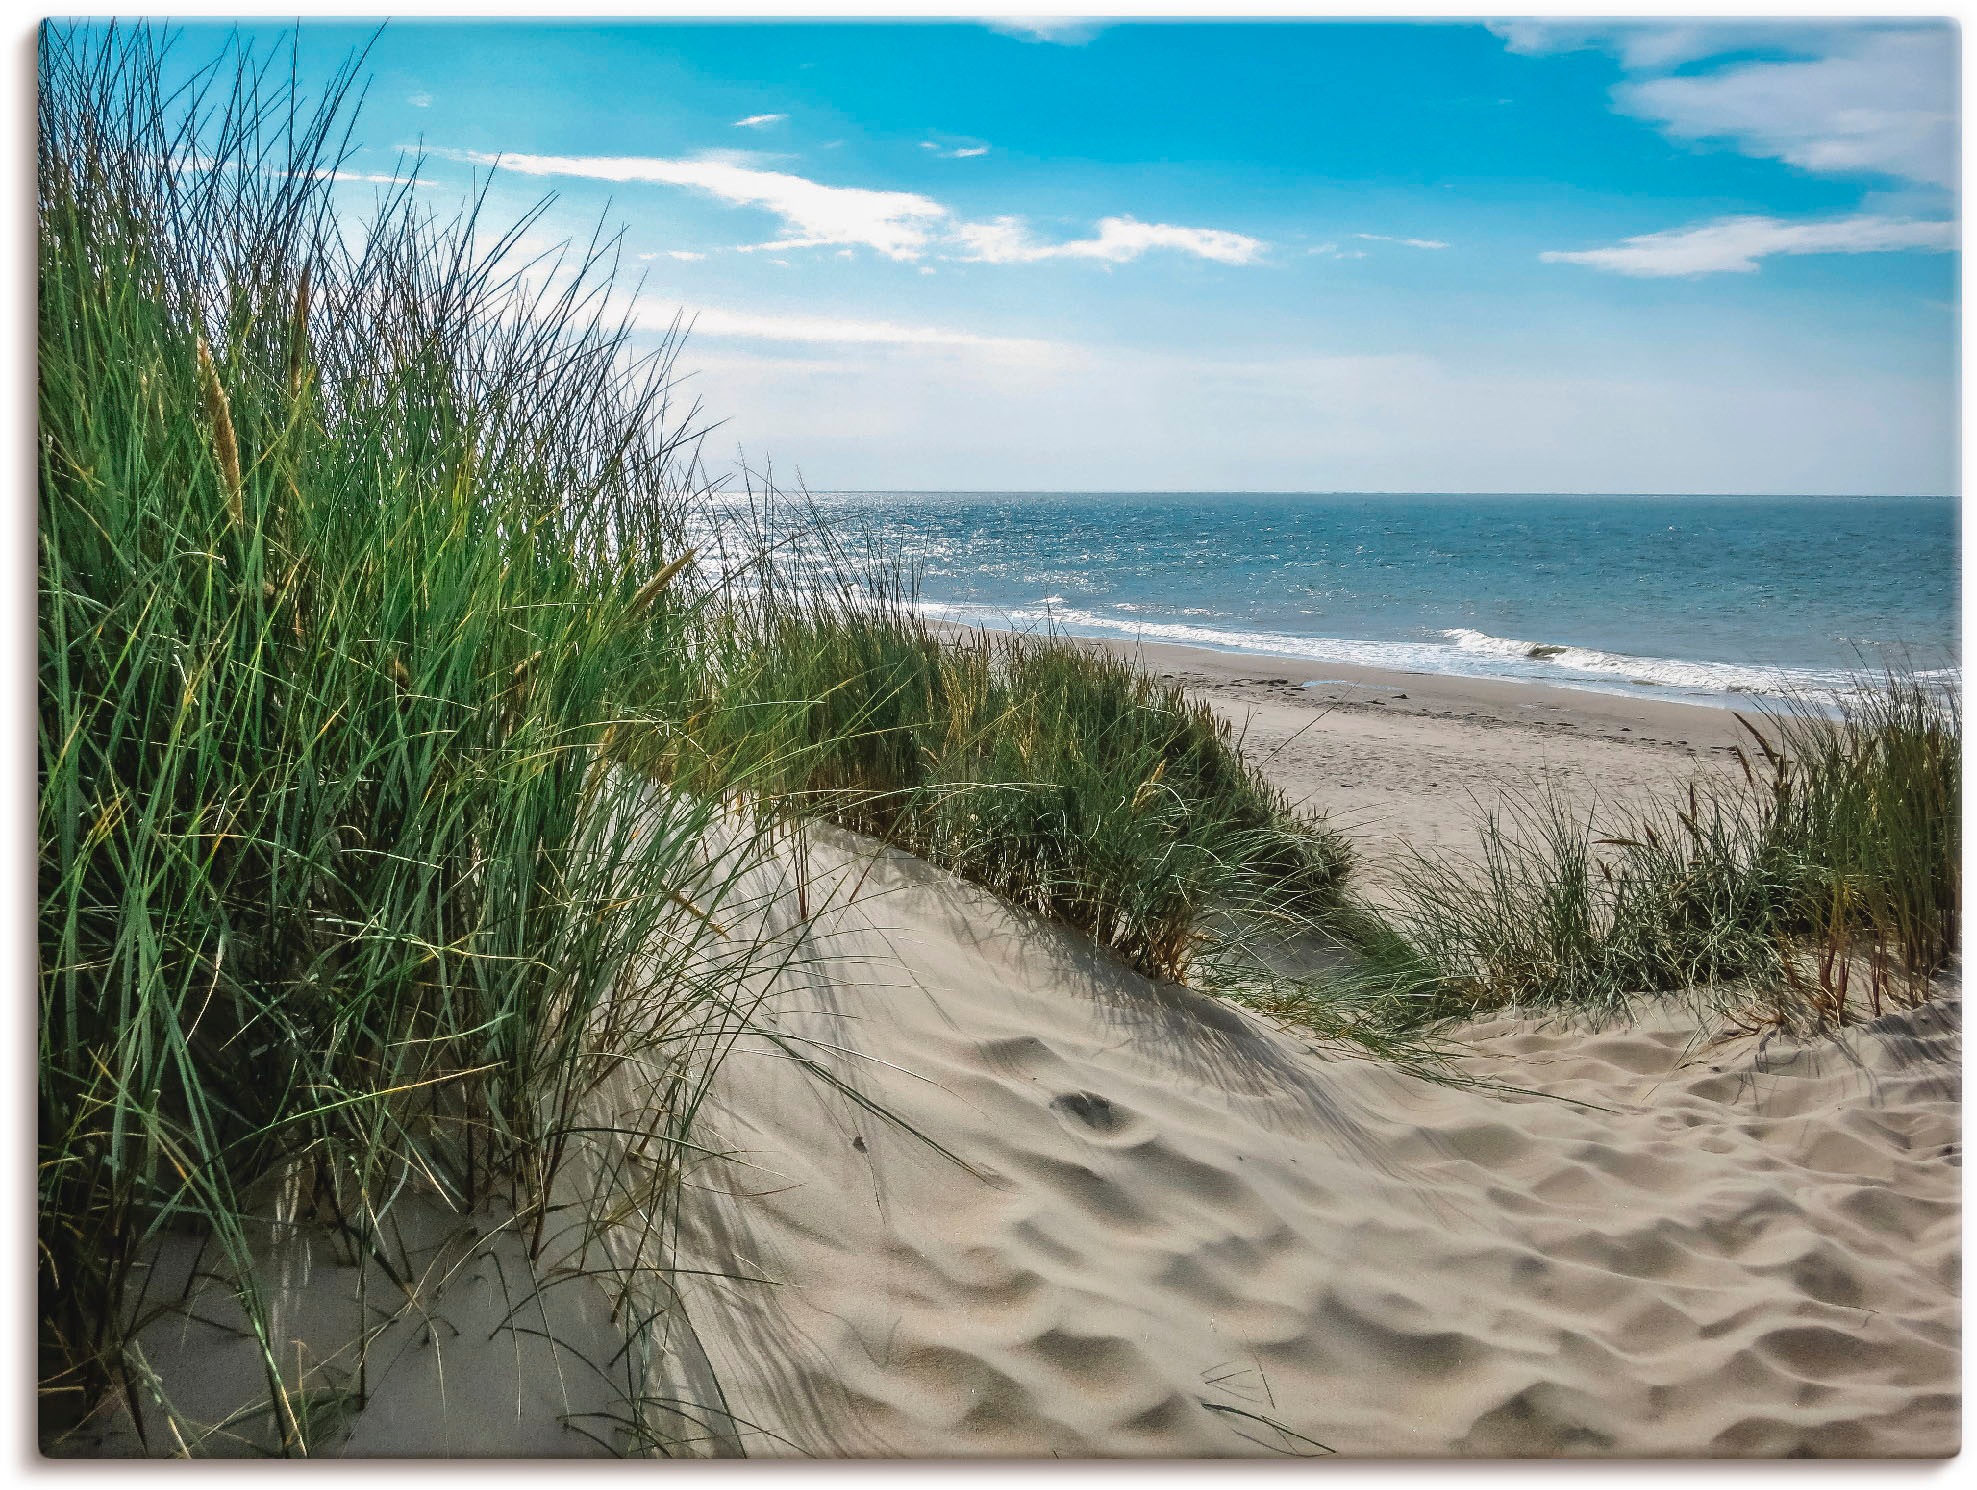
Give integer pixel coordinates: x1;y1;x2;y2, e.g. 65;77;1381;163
927;619;1770;745
933;620;1755;743
966;626;1759;880
1072;631;1760;747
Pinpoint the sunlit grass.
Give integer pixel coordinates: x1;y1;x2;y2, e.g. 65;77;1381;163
39;22;768;1451
38;22;1365;1453
1349;674;1959;1032
619;563;1353;987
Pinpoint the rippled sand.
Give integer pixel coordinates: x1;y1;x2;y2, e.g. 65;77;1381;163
658;829;1959;1458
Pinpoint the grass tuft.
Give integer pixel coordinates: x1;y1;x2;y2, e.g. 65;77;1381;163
1352;673;1959;1032
616;551;1353;988
38;21;1370;1452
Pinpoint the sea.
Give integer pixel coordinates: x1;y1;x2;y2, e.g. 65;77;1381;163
801;491;1960;709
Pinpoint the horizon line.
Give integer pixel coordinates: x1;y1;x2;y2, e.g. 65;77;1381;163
795;488;1959;500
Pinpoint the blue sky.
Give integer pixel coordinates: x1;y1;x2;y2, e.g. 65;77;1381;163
170;17;1956;494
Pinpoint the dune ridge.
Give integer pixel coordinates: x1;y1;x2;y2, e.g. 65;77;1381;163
64;820;1958;1458
659;825;1959;1458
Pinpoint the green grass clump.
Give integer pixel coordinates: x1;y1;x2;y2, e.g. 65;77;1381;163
39;25;768;1450
1358;673;1959;1031
627;575;1352;987
38;23;1368;1452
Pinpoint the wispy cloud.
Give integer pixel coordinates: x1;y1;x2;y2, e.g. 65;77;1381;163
956;214;1265;265
983;17;1104;46
921;139;991;160
1493;21;1955;191
407;91;432;109
1488;19;1843;71
1355;233;1450;250
288;164;424;188
441;148;1264;267
639;296;1059;355
442;149;948;260
1618;29;1955;190
1542;213;1956;276
732;113;787;129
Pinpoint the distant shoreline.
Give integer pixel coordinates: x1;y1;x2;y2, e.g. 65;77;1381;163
925;617;1804;729
1084;631;1756;740
812;489;1960;501
802;491;1954;708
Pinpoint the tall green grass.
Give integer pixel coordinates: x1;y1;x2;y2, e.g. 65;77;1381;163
619;545;1352;987
39;24;1367;1452
1357;675;1959;1031
38;24;776;1450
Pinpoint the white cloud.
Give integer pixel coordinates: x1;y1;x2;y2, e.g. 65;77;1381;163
665;250;706;261
732;113;787;129
1355;233;1451;250
1486;19;1841;71
922;140;991;159
1541;214;1956;276
641;297;1059;356
312;168;420;186
407;91;432;109
983;17;1103;45
442;149;949;260
1492;21;1955;191
440;148;1264;268
1618;28;1956;190
956;214;1266;265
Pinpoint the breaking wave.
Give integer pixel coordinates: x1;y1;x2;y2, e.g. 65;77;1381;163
1436;629;1857;699
911;601;1890;706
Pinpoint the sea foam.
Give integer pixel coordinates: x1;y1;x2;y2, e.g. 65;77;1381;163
913;601;1870;706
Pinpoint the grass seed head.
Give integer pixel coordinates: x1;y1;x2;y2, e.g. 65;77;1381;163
287;261;312;398
195;335;243;529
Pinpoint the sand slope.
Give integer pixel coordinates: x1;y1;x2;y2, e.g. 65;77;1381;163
58;821;1958;1458
664;826;1959;1458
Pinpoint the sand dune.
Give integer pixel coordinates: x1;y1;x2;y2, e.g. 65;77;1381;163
67;814;1958;1459
651;825;1959;1458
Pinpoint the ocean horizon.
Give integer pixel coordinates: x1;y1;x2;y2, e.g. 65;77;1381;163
803;490;1960;707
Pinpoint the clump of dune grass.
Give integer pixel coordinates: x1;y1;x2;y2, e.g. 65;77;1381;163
617;532;1353;988
1354;673;1959;1032
39;22;1379;1454
38;23;783;1453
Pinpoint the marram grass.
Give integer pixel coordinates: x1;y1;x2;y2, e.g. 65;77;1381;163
39;23;772;1452
618;556;1354;988
37;23;1362;1453
1351;674;1960;1032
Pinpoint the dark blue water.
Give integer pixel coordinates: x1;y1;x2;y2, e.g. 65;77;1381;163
806;492;1959;705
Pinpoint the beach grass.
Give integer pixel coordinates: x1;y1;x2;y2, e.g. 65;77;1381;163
616;551;1353;987
1353;673;1960;1030
37;23;792;1450
37;23;1362;1450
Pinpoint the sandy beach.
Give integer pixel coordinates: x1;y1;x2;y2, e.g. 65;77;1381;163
1093;635;1746;823
932;629;1756;896
661;817;1961;1458
64;644;1958;1460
